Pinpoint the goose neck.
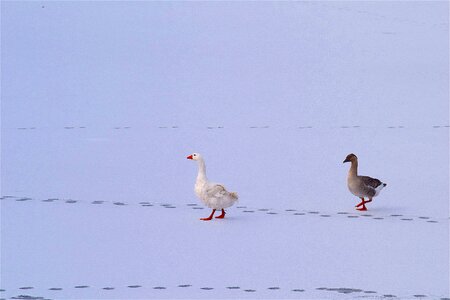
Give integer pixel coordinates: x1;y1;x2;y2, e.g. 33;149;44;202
348;160;358;177
196;159;207;182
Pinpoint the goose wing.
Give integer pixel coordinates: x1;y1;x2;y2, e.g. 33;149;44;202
360;176;382;188
359;176;382;197
205;183;228;198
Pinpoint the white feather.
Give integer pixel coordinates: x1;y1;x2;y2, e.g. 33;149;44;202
374;183;387;197
190;154;238;210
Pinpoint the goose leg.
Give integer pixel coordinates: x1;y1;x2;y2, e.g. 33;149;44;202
356;203;368;211
215;209;226;219
355;198;366;208
200;209;216;221
357;197;372;211
362;198;373;208
356;197;368;211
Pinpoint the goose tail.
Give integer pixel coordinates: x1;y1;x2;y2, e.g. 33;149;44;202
374;182;387;196
230;192;239;201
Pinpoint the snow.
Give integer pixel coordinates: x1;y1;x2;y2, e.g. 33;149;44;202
1;195;447;299
1;1;449;299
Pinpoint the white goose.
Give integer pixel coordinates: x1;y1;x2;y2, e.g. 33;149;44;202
186;153;238;221
343;153;387;211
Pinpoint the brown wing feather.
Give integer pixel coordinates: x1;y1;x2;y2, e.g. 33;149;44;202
359;183;376;197
360;176;382;189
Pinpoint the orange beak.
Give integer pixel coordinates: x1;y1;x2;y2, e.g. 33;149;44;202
187;155;193;160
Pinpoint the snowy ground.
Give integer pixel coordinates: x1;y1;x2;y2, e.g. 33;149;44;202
1;126;449;300
1;1;449;299
3;192;448;299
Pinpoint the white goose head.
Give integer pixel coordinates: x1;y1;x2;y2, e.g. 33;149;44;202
186;152;202;161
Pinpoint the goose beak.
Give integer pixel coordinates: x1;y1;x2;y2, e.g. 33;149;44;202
187;155;193;160
343;158;350;163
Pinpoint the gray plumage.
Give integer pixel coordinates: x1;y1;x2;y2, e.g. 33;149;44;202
350;176;385;198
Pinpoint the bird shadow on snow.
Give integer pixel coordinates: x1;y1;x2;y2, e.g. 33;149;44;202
367;206;406;213
194;214;252;224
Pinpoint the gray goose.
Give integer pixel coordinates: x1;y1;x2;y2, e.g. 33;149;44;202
343;153;387;211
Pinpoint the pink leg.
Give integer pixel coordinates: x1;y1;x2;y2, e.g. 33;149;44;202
200;209;216;221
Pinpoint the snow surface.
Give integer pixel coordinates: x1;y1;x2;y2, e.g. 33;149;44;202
1;1;449;299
